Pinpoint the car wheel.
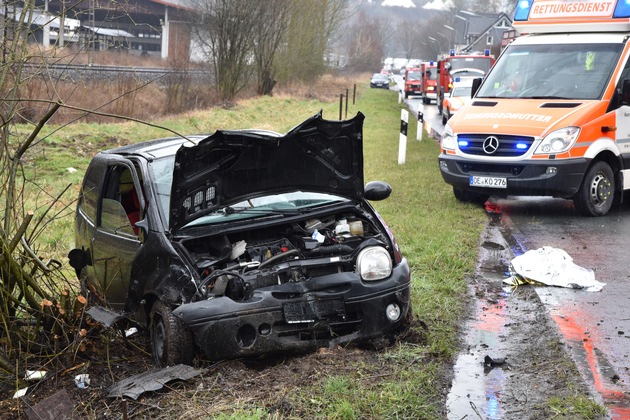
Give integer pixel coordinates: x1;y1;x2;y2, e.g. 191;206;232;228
422;97;428;104
150;300;195;367
453;187;489;205
573;161;615;216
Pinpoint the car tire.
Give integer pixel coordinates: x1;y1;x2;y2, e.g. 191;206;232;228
150;300;195;367
573;161;615;217
453;187;489;205
422;97;429;104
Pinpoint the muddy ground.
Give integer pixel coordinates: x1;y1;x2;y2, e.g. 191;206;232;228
0;216;603;419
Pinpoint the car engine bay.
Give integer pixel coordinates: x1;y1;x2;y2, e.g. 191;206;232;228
179;212;391;302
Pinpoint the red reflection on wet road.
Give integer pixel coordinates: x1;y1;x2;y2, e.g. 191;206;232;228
551;313;630;418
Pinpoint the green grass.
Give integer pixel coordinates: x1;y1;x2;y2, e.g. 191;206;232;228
13;83;604;418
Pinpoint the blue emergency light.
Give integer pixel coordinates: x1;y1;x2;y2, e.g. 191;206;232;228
450;49;455;56
454;77;461;82
484;49;490;56
516;143;528;150
458;140;469;147
514;0;531;21
614;0;630;18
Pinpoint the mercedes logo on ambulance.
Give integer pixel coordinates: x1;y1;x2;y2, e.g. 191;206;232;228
483;136;499;154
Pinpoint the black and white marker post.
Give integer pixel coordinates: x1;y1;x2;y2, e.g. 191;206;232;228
398;109;408;164
417;110;423;141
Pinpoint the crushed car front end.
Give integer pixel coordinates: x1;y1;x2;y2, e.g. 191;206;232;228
171;206;411;360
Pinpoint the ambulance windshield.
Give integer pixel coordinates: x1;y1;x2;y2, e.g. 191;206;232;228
476;43;622;100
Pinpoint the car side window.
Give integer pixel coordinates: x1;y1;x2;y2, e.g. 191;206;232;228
99;163;143;236
78;166;98;223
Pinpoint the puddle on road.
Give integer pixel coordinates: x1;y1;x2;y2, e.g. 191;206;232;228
446;293;510;419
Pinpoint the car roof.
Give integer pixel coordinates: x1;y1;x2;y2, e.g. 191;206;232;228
102;136;207;160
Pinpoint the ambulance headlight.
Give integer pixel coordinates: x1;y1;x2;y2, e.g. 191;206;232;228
534;127;580;155
441;123;457;150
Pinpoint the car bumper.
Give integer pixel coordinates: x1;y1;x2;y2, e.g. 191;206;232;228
438;154;590;198
174;260;411;360
424;92;436;99
371;83;389;89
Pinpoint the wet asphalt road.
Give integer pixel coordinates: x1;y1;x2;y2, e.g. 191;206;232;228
392;75;630;415
493;196;630;416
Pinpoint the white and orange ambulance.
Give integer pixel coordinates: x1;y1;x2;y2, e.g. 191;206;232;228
438;0;630;216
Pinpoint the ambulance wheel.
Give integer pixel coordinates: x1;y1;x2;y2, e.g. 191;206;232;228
573;161;615;217
453;188;489;205
150;300;195;367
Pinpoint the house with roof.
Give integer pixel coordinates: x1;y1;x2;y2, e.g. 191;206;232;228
450;12;514;58
22;0;191;60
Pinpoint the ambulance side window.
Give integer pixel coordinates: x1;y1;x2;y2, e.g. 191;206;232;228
610;58;630;111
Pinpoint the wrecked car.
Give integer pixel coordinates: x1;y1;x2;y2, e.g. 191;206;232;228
69;112;412;367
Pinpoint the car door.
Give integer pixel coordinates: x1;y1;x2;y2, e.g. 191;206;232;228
89;160;144;311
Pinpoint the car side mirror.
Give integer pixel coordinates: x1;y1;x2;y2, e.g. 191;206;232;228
471;77;482;97
364;181;392;201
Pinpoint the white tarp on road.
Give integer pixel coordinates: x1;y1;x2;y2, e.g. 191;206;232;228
504;246;606;292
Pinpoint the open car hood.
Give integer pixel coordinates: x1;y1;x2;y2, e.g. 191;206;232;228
170;112;365;231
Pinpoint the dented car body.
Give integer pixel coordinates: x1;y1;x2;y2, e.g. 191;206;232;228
70;112;411;366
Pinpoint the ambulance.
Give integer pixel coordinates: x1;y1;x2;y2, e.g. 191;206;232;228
438;0;630;216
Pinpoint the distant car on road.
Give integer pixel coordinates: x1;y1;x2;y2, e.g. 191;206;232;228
370;73;391;89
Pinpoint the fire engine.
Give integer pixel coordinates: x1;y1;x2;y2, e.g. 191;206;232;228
439;0;630;217
435;50;495;115
420;61;437;104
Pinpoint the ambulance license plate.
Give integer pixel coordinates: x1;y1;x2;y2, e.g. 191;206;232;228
469;176;507;189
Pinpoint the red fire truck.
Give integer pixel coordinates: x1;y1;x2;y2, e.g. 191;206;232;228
436;50;495;115
420;61;437;104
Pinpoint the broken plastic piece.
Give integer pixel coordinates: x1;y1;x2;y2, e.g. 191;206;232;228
13;387;27;398
24;370;47;381
74;374;90;389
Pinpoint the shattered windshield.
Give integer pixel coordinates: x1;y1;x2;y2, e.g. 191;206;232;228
476;43;622;100
149;156;347;228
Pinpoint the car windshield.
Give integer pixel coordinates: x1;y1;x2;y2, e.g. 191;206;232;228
373;74;388;80
149;156;348;228
476;42;622;100
448;57;493;73
407;71;421;80
451;86;472;97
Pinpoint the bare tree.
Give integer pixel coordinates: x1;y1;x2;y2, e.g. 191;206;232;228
251;0;294;96
346;12;386;72
277;0;349;83
187;0;258;102
396;22;423;61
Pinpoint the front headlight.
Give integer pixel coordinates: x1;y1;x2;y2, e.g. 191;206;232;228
441;123;457;150
534;127;580;155
356;246;392;281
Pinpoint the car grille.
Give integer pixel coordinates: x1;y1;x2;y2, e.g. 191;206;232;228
457;134;534;157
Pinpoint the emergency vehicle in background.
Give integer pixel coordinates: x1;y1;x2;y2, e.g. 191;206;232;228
441;78;474;125
435;50;495;115
403;67;422;98
420;61;437;104
439;0;630;217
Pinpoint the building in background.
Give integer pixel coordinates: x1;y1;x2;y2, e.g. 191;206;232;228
17;0;192;60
